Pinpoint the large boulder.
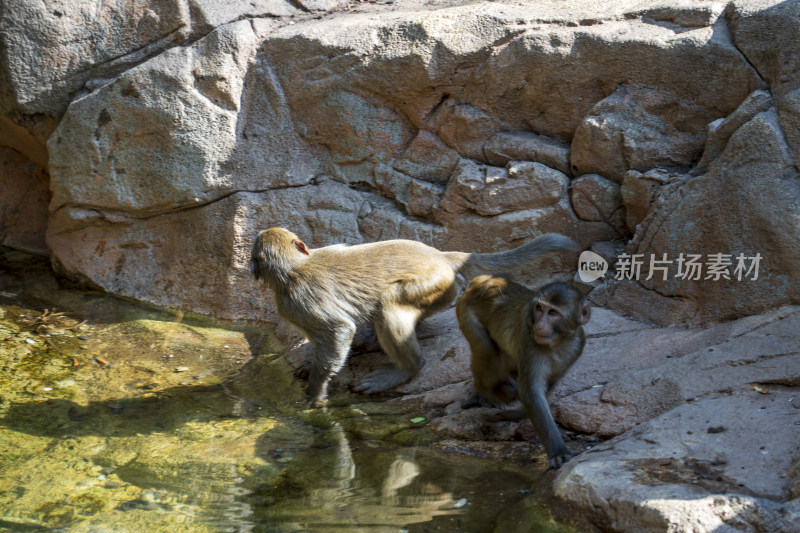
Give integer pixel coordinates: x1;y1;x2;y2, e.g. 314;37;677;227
570;85;713;183
46;20;308;218
591;0;800;326
730;0;800;98
550;387;800;532
0;0;301;262
0;0;190;119
571;174;626;236
40;1;777;321
598;106;800;325
374;302;800;533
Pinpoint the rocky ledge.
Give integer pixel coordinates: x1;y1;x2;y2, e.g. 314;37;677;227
2;0;799;530
275;303;800;531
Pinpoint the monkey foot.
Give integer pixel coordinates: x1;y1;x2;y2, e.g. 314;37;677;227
353;367;413;395
461;392;517;411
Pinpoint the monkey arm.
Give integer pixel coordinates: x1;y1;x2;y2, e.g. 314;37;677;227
518;361;576;469
305;321;356;407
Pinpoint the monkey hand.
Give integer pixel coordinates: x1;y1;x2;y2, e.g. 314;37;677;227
547;448;577;469
305;393;326;409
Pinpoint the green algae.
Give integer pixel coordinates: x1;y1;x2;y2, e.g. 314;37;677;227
0;248;577;532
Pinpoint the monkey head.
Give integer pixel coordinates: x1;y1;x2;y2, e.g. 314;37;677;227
250;227;311;286
529;282;591;347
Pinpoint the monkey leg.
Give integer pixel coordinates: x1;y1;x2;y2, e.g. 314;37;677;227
518;372;576;469
306;322;356;407
458;308;517;408
354;305;423;395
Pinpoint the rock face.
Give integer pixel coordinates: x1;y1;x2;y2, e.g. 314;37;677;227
551;388;800;533
3;0;795;325
2;0;800;530
547;304;800;532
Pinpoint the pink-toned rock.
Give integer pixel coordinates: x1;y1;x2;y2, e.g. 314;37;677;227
551;389;800;533
778;88;800;173
694;89;772;175
1;0;190;118
614;108;800;325
392;130;460;184
432;100;501;162
40;1;767;325
730;0;800;98
373;165;445;220
47;179;367;321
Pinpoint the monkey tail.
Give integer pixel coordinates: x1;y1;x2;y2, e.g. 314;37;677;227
449;233;578;274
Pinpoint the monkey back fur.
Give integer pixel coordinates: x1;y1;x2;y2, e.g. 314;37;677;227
250;227;576;405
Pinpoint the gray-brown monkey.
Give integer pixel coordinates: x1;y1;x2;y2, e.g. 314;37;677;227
251;228;577;407
456;275;590;468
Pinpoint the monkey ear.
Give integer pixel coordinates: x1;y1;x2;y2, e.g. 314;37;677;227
579;301;591;325
293;239;311;255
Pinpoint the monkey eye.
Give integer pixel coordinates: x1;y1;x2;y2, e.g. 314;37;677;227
548;309;560;317
534;304;543;313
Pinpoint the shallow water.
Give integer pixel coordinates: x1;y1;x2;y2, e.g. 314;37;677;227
0;249;575;532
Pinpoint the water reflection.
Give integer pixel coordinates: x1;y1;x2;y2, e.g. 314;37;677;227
0;248;571;532
254;422;463;531
0;362;545;532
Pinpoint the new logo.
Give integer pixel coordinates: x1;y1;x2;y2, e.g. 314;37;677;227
578;251;608;282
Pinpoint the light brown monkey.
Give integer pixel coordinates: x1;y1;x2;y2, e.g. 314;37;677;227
457;276;590;468
251;228;577;407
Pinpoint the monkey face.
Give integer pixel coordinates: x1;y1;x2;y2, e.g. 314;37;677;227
530;283;591;346
532;302;563;346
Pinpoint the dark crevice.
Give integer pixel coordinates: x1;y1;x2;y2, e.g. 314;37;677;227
721;4;768;86
50;182;317;225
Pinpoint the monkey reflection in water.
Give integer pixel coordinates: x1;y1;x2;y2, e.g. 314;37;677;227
273;423;459;526
457;276;590;468
250;227;576;407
